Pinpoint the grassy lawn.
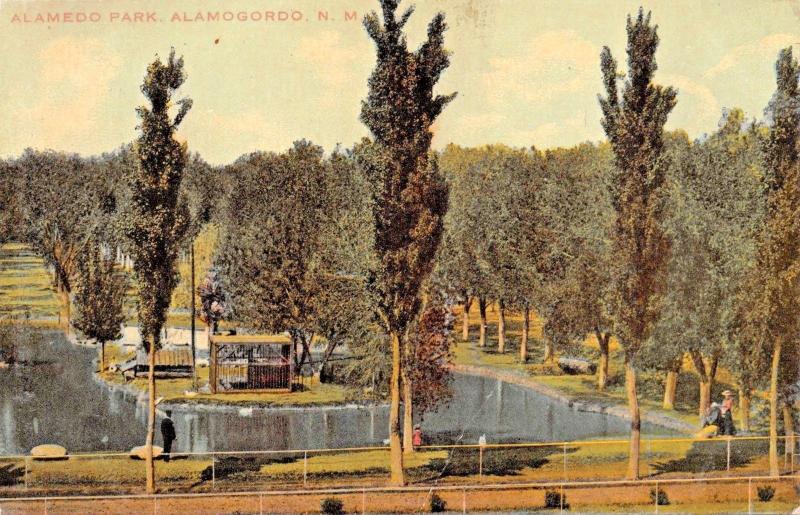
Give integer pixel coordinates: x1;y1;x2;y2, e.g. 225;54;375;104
0;243;231;330
0;243;60;319
260;449;448;477
451;303;770;433
3;437;784;499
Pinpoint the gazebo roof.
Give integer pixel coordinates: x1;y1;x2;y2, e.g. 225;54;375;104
210;334;292;345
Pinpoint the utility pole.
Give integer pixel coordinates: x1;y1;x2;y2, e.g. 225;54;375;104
190;242;197;391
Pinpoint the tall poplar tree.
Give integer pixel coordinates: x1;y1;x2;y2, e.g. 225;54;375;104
598;9;676;480
756;47;800;476
123;49;192;493
358;0;455;485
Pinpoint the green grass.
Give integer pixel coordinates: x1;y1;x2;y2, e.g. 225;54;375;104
0;243;235;329
260;449;447;477
0;244;60;318
5;438;782;497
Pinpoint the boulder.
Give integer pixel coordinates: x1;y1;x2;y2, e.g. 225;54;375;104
30;444;67;460
129;445;163;460
557;357;597;375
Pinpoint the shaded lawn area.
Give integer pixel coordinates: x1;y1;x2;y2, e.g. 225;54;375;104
451;303;767;432
0;243;230;330
9;438;779;496
0;244;60;318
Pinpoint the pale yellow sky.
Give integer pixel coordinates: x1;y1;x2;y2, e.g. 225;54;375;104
1;0;798;165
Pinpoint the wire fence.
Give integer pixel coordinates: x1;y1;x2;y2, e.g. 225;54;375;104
0;435;796;500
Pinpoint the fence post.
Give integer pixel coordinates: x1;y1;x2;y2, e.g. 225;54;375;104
654;481;659;515
562;443;567;481
362;488;366;514
24;457;28;490
260;493;264;515
748;477;752;515
212;457;216;489
462;487;466;514
560;483;564;514
479;446;483;478
303;451;308;488
153;496;157;514
726;438;731;473
43;497;48;515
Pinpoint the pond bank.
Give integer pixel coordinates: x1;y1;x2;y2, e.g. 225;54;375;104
453;363;696;434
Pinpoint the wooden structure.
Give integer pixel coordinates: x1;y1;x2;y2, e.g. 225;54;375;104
209;334;294;393
125;348;193;379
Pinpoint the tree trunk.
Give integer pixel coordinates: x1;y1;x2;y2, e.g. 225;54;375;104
739;389;751;433
520;304;529;363
478;297;487;347
389;330;405;485
497;299;506;353
769;336;781;477
690;351;710;418
145;339;157;493
783;402;795;461
190;243;197;391
543;340;554;363
596;330;610;391
698;380;711;419
318;338;339;372
206;322;212;342
624;359;640;480
663;368;678;411
57;284;70;330
461;297;471;342
402;371;413;454
99;341;106;373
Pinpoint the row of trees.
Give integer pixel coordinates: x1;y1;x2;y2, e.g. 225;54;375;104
434;11;800;479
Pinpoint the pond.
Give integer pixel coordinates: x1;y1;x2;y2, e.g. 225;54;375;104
0;330;675;455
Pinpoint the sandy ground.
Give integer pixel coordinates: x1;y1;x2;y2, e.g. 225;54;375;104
0;478;798;514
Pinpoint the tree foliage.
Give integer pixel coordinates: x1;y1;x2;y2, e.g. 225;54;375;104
124;49;192;351
72;239;128;344
598;8;676;480
358;0;454;485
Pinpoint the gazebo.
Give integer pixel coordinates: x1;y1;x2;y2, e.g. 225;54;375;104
209;334;294;393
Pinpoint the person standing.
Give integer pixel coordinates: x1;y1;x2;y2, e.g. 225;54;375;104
161;410;176;462
720;390;737;436
412;425;423;448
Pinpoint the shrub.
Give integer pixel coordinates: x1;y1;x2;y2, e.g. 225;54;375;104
321;497;345;515
757;485;775;502
529;363;563;376
649;488;669;505
429;492;446;512
544;490;568;509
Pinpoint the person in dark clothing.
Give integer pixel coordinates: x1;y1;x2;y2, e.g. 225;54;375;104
719;390;737;436
702;402;723;433
161;410;176;462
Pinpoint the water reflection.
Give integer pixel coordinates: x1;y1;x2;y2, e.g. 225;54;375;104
0;331;675;455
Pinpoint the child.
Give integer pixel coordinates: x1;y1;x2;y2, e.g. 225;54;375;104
412;424;423;447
